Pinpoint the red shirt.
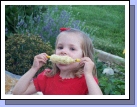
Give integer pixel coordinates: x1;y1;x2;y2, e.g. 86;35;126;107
33;69;98;95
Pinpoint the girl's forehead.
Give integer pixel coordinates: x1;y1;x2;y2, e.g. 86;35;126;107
57;32;83;42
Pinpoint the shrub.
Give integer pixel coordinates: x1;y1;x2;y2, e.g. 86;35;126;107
5;34;54;77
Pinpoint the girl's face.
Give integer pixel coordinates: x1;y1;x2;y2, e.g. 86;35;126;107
55;32;83;72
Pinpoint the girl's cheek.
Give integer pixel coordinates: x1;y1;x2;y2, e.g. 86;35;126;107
55;50;59;54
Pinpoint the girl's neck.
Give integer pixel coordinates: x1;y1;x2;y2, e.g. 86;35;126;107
59;70;75;79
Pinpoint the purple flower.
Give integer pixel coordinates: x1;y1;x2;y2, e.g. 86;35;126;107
34;15;40;23
17;19;24;27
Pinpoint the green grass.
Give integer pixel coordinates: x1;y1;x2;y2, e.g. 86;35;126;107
48;5;125;58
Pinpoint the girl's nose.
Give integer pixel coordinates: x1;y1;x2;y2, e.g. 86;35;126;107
60;48;67;55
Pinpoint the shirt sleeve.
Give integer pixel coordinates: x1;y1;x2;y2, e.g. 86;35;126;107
33;69;51;91
33;71;44;91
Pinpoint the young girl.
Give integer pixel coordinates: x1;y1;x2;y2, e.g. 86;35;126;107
13;28;103;95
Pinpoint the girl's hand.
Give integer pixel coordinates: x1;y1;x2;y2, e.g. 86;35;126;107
79;57;95;76
79;57;103;95
32;53;48;70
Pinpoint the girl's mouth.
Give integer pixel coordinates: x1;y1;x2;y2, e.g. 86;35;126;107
58;64;67;66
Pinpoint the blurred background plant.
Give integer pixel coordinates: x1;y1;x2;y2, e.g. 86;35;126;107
94;55;125;95
99;74;125;95
5;5;47;40
5;34;53;77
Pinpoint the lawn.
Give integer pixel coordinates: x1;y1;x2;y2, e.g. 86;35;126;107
49;5;125;58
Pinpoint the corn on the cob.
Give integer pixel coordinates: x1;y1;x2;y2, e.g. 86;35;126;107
47;54;79;64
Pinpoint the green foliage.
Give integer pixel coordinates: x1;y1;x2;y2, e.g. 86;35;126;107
5;5;47;39
5;34;54;77
99;74;125;95
94;55;125;95
94;55;107;79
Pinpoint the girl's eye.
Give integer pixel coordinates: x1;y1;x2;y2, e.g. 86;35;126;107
58;46;63;49
70;48;75;51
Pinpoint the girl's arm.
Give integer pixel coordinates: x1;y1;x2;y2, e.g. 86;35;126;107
79;57;103;95
84;73;103;95
12;53;48;95
12;67;38;95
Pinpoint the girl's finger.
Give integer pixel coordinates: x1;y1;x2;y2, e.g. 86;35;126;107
79;62;85;67
41;54;48;60
79;60;85;66
38;59;47;64
37;54;47;60
41;53;49;58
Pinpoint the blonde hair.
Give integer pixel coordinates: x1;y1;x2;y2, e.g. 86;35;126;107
45;28;97;78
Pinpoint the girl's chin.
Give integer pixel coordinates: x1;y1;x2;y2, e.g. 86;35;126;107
57;64;68;68
57;64;70;70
